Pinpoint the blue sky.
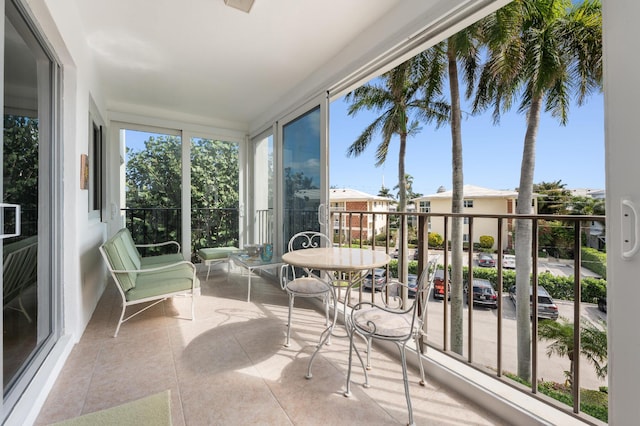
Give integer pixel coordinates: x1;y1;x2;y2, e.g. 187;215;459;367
329;92;604;197
125;89;604;199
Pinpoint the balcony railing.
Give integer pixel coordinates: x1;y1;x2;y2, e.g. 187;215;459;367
121;207;239;257
328;209;607;424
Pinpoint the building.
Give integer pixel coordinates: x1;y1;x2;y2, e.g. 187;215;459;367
413;185;537;250
329;188;393;241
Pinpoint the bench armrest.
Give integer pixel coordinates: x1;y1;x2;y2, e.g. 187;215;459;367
135;240;181;253
110;260;195;274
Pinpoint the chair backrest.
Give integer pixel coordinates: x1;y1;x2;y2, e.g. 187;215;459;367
287;231;331;252
3;236;38;302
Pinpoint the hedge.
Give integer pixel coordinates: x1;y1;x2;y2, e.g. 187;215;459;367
581;247;607;279
387;261;607;303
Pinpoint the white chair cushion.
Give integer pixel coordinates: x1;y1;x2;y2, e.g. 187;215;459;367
286;276;330;296
353;307;414;338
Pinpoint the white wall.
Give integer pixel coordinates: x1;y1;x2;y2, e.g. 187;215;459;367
603;0;640;423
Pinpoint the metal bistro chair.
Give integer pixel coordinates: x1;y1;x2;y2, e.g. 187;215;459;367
280;231;334;348
344;266;432;426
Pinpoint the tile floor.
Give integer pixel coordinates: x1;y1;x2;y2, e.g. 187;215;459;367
36;265;505;425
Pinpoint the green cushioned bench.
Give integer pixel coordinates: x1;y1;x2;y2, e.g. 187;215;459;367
99;228;200;337
197;247;241;280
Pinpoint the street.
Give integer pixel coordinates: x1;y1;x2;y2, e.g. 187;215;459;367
424;293;607;390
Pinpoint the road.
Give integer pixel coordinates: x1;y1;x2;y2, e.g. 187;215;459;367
424;293;607;390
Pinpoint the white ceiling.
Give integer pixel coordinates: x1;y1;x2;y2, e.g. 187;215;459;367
72;0;405;128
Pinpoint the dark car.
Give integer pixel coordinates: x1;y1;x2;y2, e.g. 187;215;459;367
477;253;496;267
468;278;498;308
509;285;559;320
362;268;387;291
598;296;607;313
432;269;450;300
412;247;420;260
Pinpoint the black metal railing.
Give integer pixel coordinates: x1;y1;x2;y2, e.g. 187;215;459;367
121;207;239;257
327;209;607;423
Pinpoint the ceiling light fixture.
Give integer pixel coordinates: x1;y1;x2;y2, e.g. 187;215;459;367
224;0;255;13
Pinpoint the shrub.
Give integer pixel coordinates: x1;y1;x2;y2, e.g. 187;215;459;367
581;247;607;279
428;232;443;248
479;235;494;249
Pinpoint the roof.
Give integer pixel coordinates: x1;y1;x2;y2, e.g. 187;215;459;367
330;188;391;202
415;185;519;201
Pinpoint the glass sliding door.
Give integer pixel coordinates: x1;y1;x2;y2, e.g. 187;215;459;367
278;95;328;250
190;137;239;256
252;132;273;246
3;0;61;416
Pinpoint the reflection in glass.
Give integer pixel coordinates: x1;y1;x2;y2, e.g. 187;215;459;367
3;16;41;392
283;107;321;246
253;134;273;245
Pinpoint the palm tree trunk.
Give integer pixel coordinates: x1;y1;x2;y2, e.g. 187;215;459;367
398;133;408;282
516;93;542;380
448;44;465;355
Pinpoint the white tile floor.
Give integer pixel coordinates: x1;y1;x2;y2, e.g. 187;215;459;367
36;265;505;425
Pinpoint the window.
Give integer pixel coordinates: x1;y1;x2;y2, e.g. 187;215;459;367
464;217;469;224
463;233;469;242
464;199;474;208
88;97;105;219
419;200;431;213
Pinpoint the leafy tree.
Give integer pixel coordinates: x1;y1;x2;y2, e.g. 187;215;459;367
474;0;602;381
534;180;573;215
538;317;607;386
126;136;181;208
3;115;39;237
569;195;605;216
126;136;239;251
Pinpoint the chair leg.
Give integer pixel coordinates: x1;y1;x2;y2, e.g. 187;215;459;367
399;344;415;426
415;335;426;386
344;326;355;397
114;304;126;338
285;294;294;347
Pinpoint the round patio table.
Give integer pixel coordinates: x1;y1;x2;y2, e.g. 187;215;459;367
282;246;391;379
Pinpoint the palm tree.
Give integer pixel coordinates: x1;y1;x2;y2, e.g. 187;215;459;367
415;24;482;354
538;317;607;386
474;0;602;381
377;185;395;199
345;58;448;280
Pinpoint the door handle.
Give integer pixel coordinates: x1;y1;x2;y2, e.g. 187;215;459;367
0;203;21;239
622;199;639;259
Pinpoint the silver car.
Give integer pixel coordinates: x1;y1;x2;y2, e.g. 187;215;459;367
509;285;559;320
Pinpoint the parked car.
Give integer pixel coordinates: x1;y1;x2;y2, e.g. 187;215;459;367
508;285;559;320
478;253;496;267
407;274;418;298
362;268;387;291
468;278;498;308
502;254;516;269
598;296;607;313
432;269;450;300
